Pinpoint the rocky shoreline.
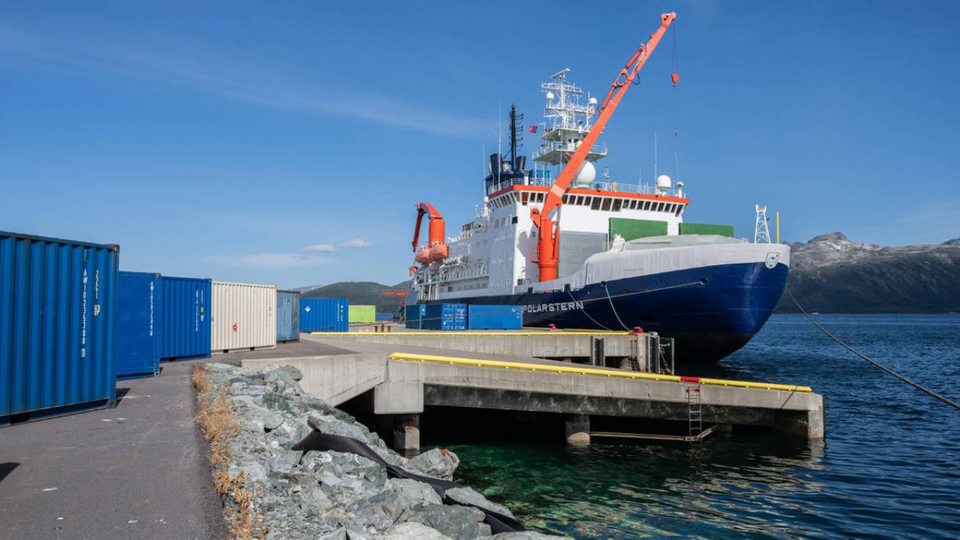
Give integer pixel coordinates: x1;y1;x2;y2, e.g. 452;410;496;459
197;363;567;539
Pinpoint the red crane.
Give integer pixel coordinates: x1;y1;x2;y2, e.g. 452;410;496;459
530;12;677;282
412;202;448;264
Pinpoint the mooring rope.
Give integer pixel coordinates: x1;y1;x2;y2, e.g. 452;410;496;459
562;279;705;332
603;282;633;331
788;290;960;411
567;290;615;331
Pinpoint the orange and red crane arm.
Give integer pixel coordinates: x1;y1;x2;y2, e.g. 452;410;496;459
531;12;676;282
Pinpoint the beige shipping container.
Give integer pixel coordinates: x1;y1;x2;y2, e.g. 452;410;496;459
211;281;277;353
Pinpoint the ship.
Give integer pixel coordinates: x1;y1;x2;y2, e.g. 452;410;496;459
407;15;790;363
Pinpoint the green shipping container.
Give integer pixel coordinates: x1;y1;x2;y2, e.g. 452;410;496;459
348;305;376;324
680;222;735;237
608;218;668;242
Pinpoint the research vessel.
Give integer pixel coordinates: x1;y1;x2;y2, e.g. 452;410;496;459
408;14;790;362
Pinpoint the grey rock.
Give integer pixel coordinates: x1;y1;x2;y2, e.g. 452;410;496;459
267;364;304;381
386;478;442;508
268;452;300;473
228;394;256;408
445;487;515;520
209;365;523;539
263;412;285;431
377;522;452;540
408;504;484;540
298;484;334;512
407;448;460;480
317;529;348;540
348;489;405;531
310;414;375;445
241;384;269;396
229;461;268;484
335;452;387;488
262;392;294;412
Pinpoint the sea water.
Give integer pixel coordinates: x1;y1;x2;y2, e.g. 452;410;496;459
447;314;960;538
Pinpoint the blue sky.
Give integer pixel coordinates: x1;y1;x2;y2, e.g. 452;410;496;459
2;1;958;289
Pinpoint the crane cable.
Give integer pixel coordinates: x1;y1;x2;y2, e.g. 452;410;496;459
671;22;680;137
788;290;960;410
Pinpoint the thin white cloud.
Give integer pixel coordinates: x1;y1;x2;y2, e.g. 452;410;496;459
300;244;337;253
0;24;494;139
341;238;372;249
208;252;329;270
298;238;371;252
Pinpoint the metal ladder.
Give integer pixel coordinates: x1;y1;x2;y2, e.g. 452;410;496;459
685;383;703;442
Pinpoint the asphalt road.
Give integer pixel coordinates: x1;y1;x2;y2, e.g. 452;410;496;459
0;361;229;540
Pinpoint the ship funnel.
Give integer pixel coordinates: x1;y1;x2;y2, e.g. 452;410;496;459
515;156;526;174
489;153;501;175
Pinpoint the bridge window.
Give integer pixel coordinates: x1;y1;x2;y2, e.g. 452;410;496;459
611;199;622;212
590;197;601;210
600;198;612;211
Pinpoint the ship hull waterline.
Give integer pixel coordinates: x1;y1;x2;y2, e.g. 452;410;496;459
416;261;788;364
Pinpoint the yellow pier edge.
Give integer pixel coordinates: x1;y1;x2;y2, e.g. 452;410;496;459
387;352;813;393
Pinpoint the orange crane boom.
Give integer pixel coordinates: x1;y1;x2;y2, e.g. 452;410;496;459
530;12;676;282
412;202;449;264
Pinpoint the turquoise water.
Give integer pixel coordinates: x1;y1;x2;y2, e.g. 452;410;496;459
447;314;960;538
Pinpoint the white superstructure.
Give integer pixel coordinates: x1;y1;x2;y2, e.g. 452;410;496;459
413;70;692;302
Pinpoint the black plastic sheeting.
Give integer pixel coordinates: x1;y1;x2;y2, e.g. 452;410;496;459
292;430;525;533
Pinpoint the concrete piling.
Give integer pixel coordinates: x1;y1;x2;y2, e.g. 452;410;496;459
565;414;591;446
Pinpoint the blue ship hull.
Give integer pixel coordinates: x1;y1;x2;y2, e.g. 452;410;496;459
426;261;789;363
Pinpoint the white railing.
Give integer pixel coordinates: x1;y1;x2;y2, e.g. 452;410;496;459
487;176;680;198
532;141;608;160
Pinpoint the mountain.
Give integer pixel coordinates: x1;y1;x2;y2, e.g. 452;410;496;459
775;233;960;313
300;281;410;313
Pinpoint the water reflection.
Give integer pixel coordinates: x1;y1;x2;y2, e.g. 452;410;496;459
451;434;828;538
444;315;960;539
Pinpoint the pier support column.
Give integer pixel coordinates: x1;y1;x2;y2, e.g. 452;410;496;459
565;414;591;446
393;414;420;455
774;396;825;440
515;411;538;440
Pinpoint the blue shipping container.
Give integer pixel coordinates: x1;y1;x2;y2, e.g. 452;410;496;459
276;290;300;342
405;304;425;329
467;304;523;330
1;231;118;419
158;276;211;360
422;303;467;331
117;271;161;379
300;298;348;332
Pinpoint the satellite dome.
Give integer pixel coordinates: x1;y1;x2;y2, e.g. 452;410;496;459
656;174;672;194
546;91;555;101
573;161;597;187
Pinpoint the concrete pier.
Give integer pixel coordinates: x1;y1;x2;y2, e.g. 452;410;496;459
239;334;824;453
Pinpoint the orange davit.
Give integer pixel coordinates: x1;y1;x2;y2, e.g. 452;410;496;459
412;202;448;264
